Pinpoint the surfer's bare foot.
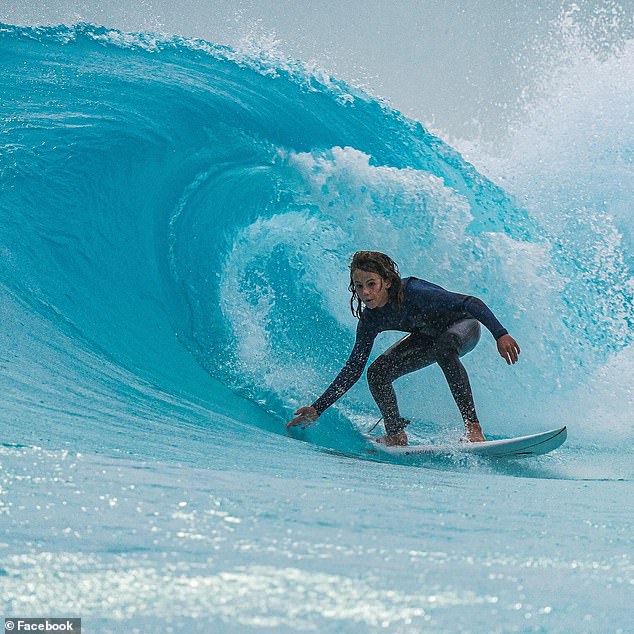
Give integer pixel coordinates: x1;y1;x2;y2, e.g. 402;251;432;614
375;430;408;446
461;421;486;443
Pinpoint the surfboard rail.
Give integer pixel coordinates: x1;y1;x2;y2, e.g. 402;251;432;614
367;426;567;458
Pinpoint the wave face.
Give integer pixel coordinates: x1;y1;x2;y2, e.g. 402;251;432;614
2;23;632;455
2;23;634;633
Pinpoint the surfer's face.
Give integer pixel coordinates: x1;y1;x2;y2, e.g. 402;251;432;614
352;269;391;309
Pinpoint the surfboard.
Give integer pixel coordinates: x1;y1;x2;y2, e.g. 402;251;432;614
367;426;567;458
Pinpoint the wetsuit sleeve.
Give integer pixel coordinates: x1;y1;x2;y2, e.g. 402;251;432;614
408;279;508;340
311;320;377;416
461;295;508;339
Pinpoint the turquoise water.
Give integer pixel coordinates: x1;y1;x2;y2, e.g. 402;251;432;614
1;23;632;632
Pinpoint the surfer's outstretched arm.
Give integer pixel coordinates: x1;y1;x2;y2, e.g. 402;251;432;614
287;320;376;429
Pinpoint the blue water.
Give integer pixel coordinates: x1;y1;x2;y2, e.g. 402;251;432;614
1;23;633;633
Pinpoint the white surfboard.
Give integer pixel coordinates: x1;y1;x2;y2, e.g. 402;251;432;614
367;426;567;458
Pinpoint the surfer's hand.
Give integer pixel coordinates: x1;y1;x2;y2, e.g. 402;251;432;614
497;334;520;365
287;406;319;429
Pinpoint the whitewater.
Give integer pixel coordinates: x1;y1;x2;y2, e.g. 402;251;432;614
1;22;632;633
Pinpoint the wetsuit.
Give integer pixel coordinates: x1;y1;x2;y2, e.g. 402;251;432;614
311;277;508;435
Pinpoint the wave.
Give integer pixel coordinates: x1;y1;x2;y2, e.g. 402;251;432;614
1;22;632;458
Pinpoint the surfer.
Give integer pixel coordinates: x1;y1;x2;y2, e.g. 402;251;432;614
287;251;520;446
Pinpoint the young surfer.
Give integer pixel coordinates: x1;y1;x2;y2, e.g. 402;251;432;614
287;251;520;446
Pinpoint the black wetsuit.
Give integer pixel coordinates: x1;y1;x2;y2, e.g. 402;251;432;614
311;277;508;435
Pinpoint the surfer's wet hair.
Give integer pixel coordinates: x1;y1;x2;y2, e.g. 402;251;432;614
348;251;404;318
